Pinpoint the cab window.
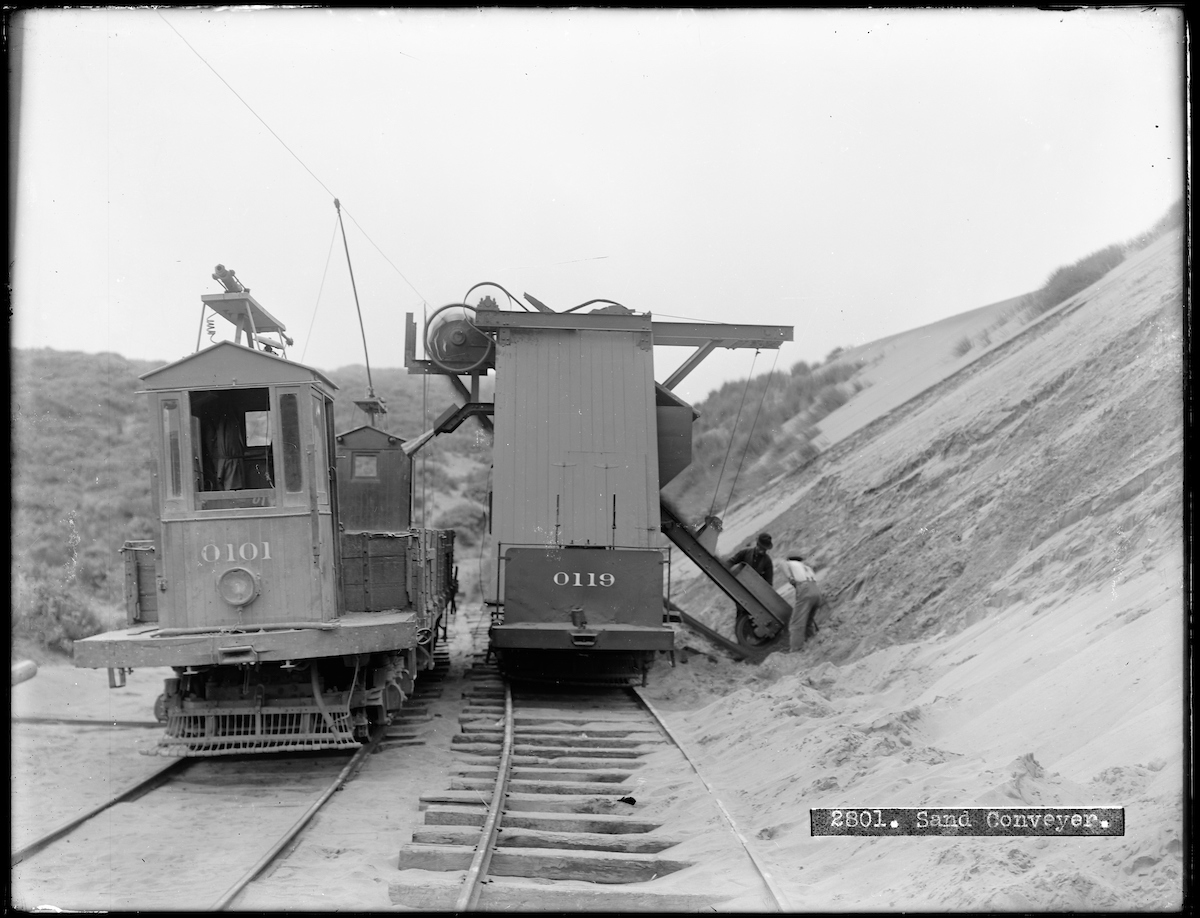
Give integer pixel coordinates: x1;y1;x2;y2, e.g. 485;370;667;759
190;387;277;509
161;398;182;497
280;393;304;493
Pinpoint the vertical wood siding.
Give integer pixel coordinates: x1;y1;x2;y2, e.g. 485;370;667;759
493;326;660;551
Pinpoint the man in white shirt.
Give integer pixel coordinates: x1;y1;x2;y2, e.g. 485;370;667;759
783;553;822;651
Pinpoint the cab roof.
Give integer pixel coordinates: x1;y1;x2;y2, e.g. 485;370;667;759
139;341;338;393
335;425;407;449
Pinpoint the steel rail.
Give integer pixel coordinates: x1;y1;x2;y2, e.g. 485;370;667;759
631;687;791;912
209;727;386;911
454;682;514;911
11;758;189;866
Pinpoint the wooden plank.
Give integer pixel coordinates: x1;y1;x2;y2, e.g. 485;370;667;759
422;805;488;827
489;846;690;883
454;776;634;795
496;827;680;854
397;843;473;871
411;824;482;846
512;755;645;770
513;744;647;759
513;712;652;725
513;721;655;734
418;792;492;810
448;741;502;755
505;779;635;796
501;811;660;834
452;731;503;744
511;733;661;749
474;722;657;736
510;766;635;783
422;806;660;835
419;792;640;815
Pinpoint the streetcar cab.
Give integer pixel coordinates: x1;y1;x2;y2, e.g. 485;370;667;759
129;342;342;632
71;273;454;756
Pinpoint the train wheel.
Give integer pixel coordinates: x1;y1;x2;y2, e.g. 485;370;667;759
735;611;785;649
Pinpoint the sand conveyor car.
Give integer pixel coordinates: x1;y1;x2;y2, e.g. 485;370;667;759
405;287;793;683
73;268;455;755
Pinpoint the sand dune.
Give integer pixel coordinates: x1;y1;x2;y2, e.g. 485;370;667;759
650;229;1184;909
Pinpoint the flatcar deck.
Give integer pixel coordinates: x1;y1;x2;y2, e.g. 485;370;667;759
72;611;419;668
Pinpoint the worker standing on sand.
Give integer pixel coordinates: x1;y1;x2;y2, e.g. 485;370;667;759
783;553;822;651
727;532;774;584
727;533;775;630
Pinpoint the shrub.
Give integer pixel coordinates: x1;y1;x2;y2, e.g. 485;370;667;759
1026;244;1125;318
12;574;105;654
812;385;850;420
952;335;973;358
433;501;488;546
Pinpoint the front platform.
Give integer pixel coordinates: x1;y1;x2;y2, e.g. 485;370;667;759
72;612;418;669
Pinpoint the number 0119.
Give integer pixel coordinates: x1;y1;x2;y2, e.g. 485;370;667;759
552;572;615;587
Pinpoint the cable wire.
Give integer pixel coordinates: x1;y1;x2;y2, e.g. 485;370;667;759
157;11;429;304
300;216;340;364
335;199;375;396
722;348;781;518
708;349;759;520
157;11;337;201
339;203;427;302
462;281;532;311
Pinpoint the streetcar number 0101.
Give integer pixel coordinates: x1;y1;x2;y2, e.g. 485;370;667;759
553;572;615;587
201;542;272;563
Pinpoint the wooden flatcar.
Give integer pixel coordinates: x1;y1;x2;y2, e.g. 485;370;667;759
73;275;455;756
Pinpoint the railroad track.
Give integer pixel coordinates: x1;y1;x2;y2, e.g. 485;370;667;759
391;649;790;911
11;648;451;912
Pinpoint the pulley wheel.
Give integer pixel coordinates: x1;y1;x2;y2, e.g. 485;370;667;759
735;611;786;649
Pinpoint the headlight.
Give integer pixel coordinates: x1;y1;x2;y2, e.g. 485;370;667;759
217;567;259;607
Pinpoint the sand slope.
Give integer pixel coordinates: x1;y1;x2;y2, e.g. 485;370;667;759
647;229;1185;909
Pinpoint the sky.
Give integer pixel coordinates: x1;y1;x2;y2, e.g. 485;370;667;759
9;7;1185;406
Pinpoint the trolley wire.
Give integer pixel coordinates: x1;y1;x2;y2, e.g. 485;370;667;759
157;11;428;304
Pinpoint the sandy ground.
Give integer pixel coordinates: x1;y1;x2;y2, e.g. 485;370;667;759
647;229;1185;909
10;231;1185;911
13;617;784;912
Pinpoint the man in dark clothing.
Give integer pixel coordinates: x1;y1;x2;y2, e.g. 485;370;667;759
728;533;775;642
728;532;775;584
